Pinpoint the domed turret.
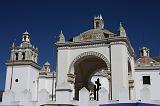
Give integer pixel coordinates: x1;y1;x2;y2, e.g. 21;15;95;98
43;61;51;73
9;31;39;63
22;31;30;42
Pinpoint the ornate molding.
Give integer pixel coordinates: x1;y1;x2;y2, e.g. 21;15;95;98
57;43;108;50
56;37;135;57
67;74;75;83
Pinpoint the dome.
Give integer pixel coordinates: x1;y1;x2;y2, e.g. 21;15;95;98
73;28;115;42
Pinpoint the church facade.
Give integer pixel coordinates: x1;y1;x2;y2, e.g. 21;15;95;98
0;15;160;106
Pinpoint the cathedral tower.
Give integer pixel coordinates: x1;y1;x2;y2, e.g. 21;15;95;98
4;31;41;101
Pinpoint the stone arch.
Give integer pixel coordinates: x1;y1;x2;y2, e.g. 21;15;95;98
68;51;110;75
67;51;111;100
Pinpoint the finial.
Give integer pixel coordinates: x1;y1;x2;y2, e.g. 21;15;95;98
11;39;16;49
119;22;124;29
120;22;122;27
58;30;65;43
35;46;38;50
60;30;63;34
117;21;126;37
59;30;64;37
12;42;15;48
99;14;103;20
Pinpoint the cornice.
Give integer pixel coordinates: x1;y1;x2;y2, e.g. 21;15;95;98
135;66;160;71
55;37;134;57
5;60;41;70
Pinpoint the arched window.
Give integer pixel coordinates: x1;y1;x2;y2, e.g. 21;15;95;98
15;53;18;60
24;36;26;41
22;52;25;60
96;21;100;28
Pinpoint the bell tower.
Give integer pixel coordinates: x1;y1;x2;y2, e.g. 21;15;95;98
10;31;38;63
4;31;41;101
93;14;104;29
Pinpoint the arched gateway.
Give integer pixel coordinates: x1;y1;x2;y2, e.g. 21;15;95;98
55;15;135;101
69;51;111;100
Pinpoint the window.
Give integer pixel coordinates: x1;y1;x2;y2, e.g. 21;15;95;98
15;79;18;82
96;21;100;28
143;76;151;85
24;36;26;41
22;52;25;60
15;53;18;60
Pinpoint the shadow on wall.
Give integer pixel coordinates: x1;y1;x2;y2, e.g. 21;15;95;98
100;103;160;106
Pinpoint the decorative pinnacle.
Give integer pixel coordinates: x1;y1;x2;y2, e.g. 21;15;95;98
94;14;103;20
120;22;122;27
59;30;64;38
118;22;126;37
99;14;103;20
12;42;15;48
58;30;65;43
60;30;63;35
119;22;125;30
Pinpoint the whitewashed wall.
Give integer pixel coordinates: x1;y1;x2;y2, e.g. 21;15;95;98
4;65;39;101
135;70;160;100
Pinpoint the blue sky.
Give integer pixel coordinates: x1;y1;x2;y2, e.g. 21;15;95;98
0;0;160;90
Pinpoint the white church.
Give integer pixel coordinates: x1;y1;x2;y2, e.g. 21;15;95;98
1;15;160;106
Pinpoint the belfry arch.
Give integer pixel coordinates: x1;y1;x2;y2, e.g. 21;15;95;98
68;51;111;100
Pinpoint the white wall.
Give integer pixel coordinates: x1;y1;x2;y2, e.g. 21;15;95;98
135;70;160;100
5;65;39;101
111;43;129;100
39;77;56;100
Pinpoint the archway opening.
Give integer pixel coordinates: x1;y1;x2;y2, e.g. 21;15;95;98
73;55;109;100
